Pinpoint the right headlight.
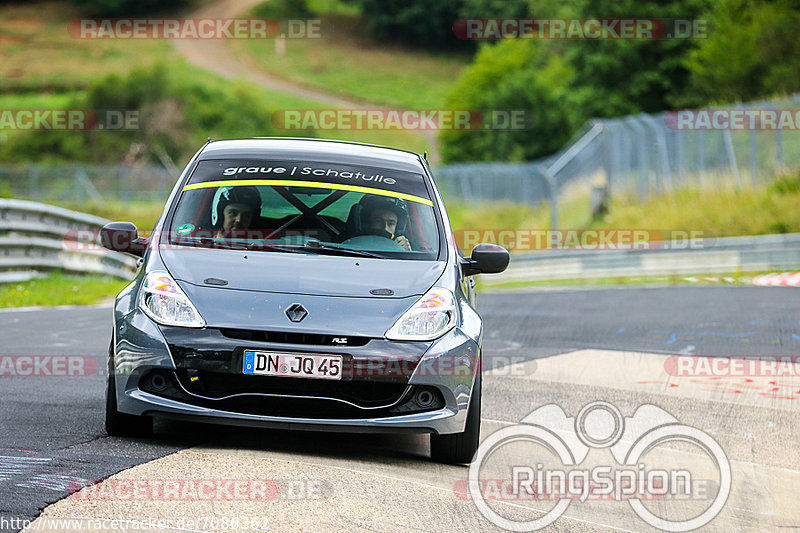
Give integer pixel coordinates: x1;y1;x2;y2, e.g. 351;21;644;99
386;288;456;341
139;271;205;328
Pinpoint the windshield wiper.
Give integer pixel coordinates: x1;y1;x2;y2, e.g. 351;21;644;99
172;236;249;250
285;241;388;259
173;237;306;253
172;236;386;257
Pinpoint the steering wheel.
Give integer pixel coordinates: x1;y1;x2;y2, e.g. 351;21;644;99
341;231;406;251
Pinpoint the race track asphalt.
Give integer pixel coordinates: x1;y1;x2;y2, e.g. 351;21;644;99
0;286;797;532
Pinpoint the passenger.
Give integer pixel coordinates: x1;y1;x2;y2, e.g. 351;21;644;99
213;186;261;239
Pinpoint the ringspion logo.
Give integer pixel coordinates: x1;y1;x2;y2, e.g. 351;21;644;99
467;401;730;531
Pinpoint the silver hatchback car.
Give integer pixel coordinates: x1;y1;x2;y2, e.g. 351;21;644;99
101;138;509;463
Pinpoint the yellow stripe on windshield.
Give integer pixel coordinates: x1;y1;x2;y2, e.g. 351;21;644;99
183;179;434;206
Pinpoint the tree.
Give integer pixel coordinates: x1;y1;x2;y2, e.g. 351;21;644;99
686;0;800;103
359;0;465;48
69;0;188;16
564;0;710;116
440;40;575;162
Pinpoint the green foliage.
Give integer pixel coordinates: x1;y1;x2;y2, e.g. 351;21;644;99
769;171;800;194
564;0;710;117
459;0;529;18
0;271;128;308
0;63;310;164
440;39;575;162
252;0;311;19
345;0;529;48
686;0;800;103
68;0;188;17
441;0;730;162
594;179;800;237
359;0;466;48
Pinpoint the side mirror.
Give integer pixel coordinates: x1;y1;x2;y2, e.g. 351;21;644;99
461;243;510;276
100;221;149;257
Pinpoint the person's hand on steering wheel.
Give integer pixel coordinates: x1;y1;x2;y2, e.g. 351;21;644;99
394;235;411;251
364;228;411;250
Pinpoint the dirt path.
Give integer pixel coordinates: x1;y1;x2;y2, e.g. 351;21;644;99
171;0;439;159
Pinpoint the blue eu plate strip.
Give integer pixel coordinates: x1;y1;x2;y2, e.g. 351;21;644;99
243;351;255;373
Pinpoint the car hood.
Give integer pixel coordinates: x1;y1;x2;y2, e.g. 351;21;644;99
158;247;446;336
160;245;445;298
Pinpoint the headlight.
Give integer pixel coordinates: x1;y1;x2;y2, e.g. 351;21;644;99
139;271;205;328
386;288;456;341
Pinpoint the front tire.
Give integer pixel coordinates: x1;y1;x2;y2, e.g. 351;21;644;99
105;343;153;437
430;374;481;464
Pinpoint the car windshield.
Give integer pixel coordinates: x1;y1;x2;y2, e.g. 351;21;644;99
168;159;441;260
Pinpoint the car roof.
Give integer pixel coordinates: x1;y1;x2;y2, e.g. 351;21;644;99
197;137;427;174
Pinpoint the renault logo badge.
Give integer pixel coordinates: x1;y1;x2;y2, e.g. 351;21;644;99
285;303;308;322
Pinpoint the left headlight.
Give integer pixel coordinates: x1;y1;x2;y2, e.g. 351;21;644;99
139;271;205;328
386;288;456;341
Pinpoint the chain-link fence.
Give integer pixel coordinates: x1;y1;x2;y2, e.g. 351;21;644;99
0;163;174;205
601;95;800;198
1;96;798;218
433;94;800;227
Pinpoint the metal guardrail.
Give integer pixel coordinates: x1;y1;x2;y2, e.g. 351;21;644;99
0;199;139;283
483;233;800;285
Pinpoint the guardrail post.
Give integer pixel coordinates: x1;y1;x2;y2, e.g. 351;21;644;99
723;129;742;188
28;164;39;200
698;130;706;187
73;166;81;203
749;129;758;186
540;166;558;241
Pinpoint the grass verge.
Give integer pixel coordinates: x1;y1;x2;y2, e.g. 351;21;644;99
0;272;129;308
478;271;779;291
445;171;800;251
594;175;800;236
233;2;470;110
0;1;430;160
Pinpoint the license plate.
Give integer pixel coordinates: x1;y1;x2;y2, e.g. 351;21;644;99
243;350;342;380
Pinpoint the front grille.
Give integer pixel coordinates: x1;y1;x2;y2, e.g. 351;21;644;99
176;369;406;406
219;328;371;347
139;369;445;419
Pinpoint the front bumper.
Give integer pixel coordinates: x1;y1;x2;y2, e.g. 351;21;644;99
112;308;480;435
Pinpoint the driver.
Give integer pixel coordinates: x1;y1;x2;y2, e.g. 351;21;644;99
359;196;412;251
213;186;261;239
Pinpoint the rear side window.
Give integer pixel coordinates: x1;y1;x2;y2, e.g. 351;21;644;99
168;159;442;260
